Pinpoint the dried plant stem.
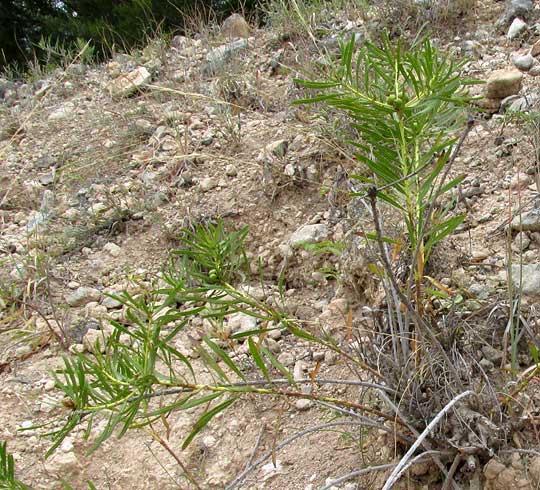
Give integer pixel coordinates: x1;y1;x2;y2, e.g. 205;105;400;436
441;454;462;490
379;391;460;490
382;390;474;490
322;451;445;490
244;425;266;470
149;429;204;490
226;421;391;490
320;464;396;490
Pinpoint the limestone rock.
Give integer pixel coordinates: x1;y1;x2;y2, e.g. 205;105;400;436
500;0;533;26
289;224;329;246
44;451;80;477
48;102;75;121
82;329;109;353
507;18;527;40
66;287;101;307
200;177;218;191
510;208;540;231
221;13;250;39
102;294;122;309
485;70;523;99
295;399;313;411
227;312;257;335
103;242;121;257
504;94;540;112
171;35;188;50
511;263;540;294
203;39;248;76
512;53;534;71
108;66;151;98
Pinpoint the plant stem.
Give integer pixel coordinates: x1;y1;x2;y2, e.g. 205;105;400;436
368;186;461;384
149;428;204;490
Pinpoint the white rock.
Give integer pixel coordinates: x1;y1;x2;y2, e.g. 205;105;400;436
44;451;79;476
82;329;109;353
261;460;284;481
103;242;122;257
102;294;122;309
108;66;151;98
485;69;523;99
48;102;75;121
289;224;329;247
295;399;313;411
508;17;527;39
227;312;257;334
513;53;534;71
204;39;248;75
44;379;56;391
221;13;250;39
60;438;74;453
225;164;238;176
66;287;101;307
200;177;218;191
201;435;217;449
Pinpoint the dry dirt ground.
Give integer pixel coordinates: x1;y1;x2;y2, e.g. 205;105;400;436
4;1;540;489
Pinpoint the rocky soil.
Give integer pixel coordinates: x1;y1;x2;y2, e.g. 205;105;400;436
4;1;540;489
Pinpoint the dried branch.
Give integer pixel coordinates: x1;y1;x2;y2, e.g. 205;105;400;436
382;390;474;490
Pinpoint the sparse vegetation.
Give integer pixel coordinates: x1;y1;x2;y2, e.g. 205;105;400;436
2;1;540;489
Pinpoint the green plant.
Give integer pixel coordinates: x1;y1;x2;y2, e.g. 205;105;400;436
44;220;401;485
296;33;478;305
0;441;32;490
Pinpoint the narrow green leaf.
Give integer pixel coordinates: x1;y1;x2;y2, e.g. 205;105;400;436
261;347;294;384
248;338;269;381
197;345;230;382
181;397;237;449
181;392;222;410
204;336;246;381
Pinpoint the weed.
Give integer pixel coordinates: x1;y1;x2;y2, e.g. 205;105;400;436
296;33;479;301
262;0;367;41
0;441;32;490
369;0;478;37
508;106;540;197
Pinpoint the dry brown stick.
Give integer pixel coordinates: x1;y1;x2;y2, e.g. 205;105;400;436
150;429;204;490
441;454;462;490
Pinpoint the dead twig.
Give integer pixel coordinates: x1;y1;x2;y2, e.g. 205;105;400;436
382;390;474;490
